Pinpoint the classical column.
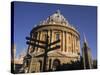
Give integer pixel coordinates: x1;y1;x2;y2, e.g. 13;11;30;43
77;38;78;53
34;32;38;53
71;33;73;53
74;36;76;53
65;31;66;52
48;59;52;70
50;58;54;70
61;31;63;51
63;31;65;52
28;34;33;53
29;33;35;53
68;33;71;53
73;35;75;53
51;30;54;48
76;37;80;53
50;30;52;48
28;58;33;73
76;37;78;53
67;32;69;53
38;31;41;52
40;31;44;52
36;32;40;52
78;38;80;53
72;35;74;53
66;32;68;52
48;30;50;44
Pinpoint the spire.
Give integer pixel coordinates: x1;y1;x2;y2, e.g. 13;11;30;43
83;33;88;46
82;33;93;69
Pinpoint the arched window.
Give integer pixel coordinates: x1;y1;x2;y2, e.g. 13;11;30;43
52;59;61;71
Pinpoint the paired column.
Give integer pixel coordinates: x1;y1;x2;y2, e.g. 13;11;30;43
61;31;63;51
72;35;77;53
66;33;77;53
35;30;80;54
73;35;75;53
29;33;35;53
36;32;40;52
66;32;68;52
74;36;76;53
70;33;72;53
51;30;54;48
65;31;66;52
77;38;80;53
72;34;74;53
63;31;65;52
37;31;41;52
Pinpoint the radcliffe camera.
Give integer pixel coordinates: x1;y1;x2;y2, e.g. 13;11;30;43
11;1;97;74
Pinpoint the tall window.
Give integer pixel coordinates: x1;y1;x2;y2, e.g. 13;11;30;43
56;33;60;46
56;33;60;40
42;33;47;41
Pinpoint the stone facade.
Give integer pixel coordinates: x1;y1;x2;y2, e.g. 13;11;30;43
25;10;81;72
11;44;16;72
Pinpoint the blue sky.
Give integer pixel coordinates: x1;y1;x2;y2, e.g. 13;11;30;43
13;1;97;59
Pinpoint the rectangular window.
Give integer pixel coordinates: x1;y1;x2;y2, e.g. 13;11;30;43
56;33;60;40
43;33;47;41
55;33;60;46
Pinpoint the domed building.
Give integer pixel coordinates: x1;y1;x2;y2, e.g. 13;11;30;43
24;10;81;72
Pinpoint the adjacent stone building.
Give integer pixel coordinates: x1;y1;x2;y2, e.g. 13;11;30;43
11;44;16;72
24;10;81;72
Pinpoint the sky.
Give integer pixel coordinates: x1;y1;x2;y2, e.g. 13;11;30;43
13;1;97;59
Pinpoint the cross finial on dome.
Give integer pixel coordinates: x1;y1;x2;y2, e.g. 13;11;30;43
56;9;61;14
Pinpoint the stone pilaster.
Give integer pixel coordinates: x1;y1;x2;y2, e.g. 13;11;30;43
71;33;73;53
50;30;52;48
66;32;68;52
73;35;75;53
65;31;66;52
61;31;63;51
67;33;69;53
63;31;65;52
74;36;76;53
38;31;41;52
51;30;54;48
72;35;73;53
48;30;50;43
78;38;80;53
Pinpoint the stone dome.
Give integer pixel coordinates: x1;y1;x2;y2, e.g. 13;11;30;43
39;10;69;25
49;10;67;23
